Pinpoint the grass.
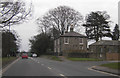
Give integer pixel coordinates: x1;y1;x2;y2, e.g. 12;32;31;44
67;57;102;61
100;62;120;69
2;57;17;67
40;55;62;61
51;56;62;61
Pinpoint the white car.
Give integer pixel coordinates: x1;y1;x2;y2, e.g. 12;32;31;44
32;53;37;57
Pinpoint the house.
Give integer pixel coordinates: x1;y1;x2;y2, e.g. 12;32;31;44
89;40;120;60
54;25;87;56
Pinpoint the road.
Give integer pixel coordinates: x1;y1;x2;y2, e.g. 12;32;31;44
2;57;118;78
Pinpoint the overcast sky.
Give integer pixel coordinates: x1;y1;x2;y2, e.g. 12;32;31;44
11;0;120;52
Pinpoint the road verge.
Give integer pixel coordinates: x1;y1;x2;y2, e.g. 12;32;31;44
2;57;18;69
91;65;120;76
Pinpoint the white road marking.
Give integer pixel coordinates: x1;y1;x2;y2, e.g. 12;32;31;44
48;67;52;69
38;62;40;63
30;58;38;63
88;67;120;77
59;74;67;78
41;64;44;65
60;74;65;76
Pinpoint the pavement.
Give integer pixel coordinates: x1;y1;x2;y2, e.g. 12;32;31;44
91;65;120;75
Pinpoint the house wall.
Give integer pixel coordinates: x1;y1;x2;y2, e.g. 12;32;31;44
54;38;60;55
89;45;120;60
60;37;87;56
54;37;87;56
90;45;120;53
106;53;120;60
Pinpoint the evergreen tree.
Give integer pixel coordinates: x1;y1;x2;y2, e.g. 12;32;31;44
83;11;112;41
112;24;119;40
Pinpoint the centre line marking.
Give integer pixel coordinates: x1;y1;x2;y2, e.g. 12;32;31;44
48;67;52;69
41;64;44;65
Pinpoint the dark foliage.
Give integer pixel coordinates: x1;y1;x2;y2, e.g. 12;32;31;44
83;11;112;41
112;24;119;40
2;30;20;57
29;33;54;56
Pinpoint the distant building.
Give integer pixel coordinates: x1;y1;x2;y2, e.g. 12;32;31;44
54;25;87;56
89;40;120;60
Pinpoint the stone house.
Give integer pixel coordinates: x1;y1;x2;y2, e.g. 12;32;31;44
89;40;120;60
54;26;87;56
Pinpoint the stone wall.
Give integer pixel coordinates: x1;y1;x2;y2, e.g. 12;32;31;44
61;37;87;53
106;53;120;60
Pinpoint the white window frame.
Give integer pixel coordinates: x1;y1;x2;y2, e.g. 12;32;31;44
79;38;83;44
64;37;69;44
81;46;83;50
58;48;60;53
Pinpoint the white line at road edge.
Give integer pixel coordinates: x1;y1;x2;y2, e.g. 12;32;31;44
1;57;21;74
59;74;67;78
48;67;52;69
60;74;65;76
88;66;120;77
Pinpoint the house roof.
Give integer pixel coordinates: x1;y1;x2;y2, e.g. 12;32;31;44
90;40;120;46
60;31;87;38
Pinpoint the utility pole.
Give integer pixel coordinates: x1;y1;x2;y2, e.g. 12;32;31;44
8;23;11;57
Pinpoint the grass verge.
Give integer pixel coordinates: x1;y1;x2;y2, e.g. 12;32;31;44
40;55;62;61
67;57;102;61
2;57;18;68
100;62;120;69
50;56;62;61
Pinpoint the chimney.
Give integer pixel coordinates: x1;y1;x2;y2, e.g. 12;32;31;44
70;24;74;32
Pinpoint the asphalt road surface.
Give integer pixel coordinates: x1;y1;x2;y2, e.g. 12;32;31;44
2;57;119;78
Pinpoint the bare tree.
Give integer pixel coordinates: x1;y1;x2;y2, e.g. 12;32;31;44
36;6;83;35
0;0;33;28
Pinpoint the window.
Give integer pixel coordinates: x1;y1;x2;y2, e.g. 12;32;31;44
54;48;56;52
58;39;60;45
100;48;103;53
58;48;60;52
79;46;83;50
79;38;83;44
100;54;102;57
54;40;56;46
64;37;69;44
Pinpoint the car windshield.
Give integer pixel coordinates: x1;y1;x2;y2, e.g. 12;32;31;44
22;53;27;56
